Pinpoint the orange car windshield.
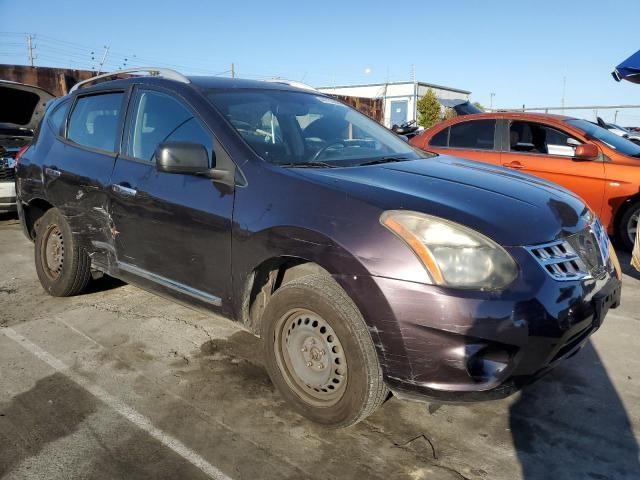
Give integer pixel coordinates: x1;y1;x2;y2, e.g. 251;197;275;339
566;119;640;158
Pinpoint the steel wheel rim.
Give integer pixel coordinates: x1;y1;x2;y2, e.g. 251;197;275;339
41;225;64;280
274;308;347;407
627;210;639;246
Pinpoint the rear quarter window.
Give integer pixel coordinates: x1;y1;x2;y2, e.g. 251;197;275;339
67;92;124;153
429;127;449;147
449;120;496;150
47;99;70;137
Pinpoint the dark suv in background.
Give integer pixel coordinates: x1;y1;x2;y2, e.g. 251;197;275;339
16;69;622;427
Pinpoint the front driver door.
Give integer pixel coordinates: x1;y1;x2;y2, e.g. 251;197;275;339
500;120;606;216
109;86;234;310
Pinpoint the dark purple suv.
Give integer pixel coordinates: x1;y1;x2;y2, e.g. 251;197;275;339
16;69;622;427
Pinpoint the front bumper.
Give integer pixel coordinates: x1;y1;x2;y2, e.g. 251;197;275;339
0;180;16;213
335;246;621;403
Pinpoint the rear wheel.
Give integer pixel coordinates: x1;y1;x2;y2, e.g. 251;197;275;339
34;208;91;297
617;201;640;251
261;274;388;428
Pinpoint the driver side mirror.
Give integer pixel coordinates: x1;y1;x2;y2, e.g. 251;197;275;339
155;141;235;185
155;142;211;174
574;143;599;161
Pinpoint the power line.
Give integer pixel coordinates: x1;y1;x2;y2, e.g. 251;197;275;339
0;31;233;76
1;31;306;80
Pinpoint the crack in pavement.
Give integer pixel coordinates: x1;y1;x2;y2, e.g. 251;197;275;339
393;433;438;460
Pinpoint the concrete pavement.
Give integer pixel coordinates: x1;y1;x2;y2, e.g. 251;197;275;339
1;213;638;479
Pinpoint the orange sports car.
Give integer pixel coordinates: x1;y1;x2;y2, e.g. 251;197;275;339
410;112;640;249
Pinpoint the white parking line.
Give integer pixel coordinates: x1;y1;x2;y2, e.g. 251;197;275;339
0;326;233;480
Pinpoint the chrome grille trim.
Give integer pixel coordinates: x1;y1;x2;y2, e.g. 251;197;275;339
526;240;588;281
526;219;610;282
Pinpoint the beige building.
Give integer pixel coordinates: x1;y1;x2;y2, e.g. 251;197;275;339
318;81;471;128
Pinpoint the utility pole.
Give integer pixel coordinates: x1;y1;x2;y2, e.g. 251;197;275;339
490;92;496;111
615;110;619;123
98;45;110;73
231;63;235;78
411;64;416;123
561;76;566;114
27;33;35;67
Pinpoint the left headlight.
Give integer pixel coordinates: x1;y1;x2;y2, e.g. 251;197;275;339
380;210;518;290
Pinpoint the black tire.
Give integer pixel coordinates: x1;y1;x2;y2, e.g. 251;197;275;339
261;274;388;428
34;208;92;297
617;201;640;251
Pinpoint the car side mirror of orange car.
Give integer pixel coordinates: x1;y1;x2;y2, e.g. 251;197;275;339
573;143;599;161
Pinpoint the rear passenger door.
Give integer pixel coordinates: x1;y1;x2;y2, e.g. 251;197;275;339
44;90;126;247
426;119;501;165
500;120;605;215
109;86;234;310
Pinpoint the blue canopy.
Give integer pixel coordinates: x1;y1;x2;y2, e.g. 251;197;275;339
612;50;640;84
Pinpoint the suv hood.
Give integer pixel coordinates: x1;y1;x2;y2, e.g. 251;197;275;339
294;156;590;246
0;80;55;132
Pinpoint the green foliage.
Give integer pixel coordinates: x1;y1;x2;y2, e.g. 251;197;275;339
443;107;457;120
473;101;485;112
417;88;442;128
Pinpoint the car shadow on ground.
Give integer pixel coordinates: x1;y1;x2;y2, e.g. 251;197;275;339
509;341;639;479
463;242;639;479
85;274;126;294
0;212;19;224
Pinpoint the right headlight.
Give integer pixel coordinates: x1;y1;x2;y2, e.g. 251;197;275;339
380;210;518;290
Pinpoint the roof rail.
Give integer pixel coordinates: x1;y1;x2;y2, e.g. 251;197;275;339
69;67;190;93
264;79;318;92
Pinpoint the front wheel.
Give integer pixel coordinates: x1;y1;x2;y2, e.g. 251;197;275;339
617;201;640;251
261;274;388;428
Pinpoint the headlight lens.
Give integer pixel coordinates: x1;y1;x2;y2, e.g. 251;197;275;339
380;210;518;290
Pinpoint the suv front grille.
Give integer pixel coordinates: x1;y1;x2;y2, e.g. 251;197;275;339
526;220;609;281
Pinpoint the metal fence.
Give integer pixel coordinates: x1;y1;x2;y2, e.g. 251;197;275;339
330;95;384;123
498;104;640;128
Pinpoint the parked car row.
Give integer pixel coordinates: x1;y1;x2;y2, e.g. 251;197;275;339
595;117;640;145
410;111;640;250
7;69;623;427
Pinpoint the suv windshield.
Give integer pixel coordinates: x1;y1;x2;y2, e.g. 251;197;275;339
566;118;640;158
207;89;428;166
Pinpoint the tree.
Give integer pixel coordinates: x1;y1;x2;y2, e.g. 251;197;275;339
473;101;485;112
417;88;441;128
442;107;457;121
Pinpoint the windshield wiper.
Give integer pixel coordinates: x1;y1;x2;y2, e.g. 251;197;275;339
279;161;338;168
358;156;410;166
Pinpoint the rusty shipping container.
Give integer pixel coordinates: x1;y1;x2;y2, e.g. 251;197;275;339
0;64;97;96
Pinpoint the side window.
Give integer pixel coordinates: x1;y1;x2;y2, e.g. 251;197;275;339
128;90;213;163
68;93;124;153
510;121;580;156
449;120;496;150
429;127;449;147
48;99;70;137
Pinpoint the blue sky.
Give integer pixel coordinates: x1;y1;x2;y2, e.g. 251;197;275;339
1;0;639;123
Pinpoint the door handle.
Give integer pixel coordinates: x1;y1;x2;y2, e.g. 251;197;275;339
504;161;524;169
44;167;61;177
112;184;137;197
